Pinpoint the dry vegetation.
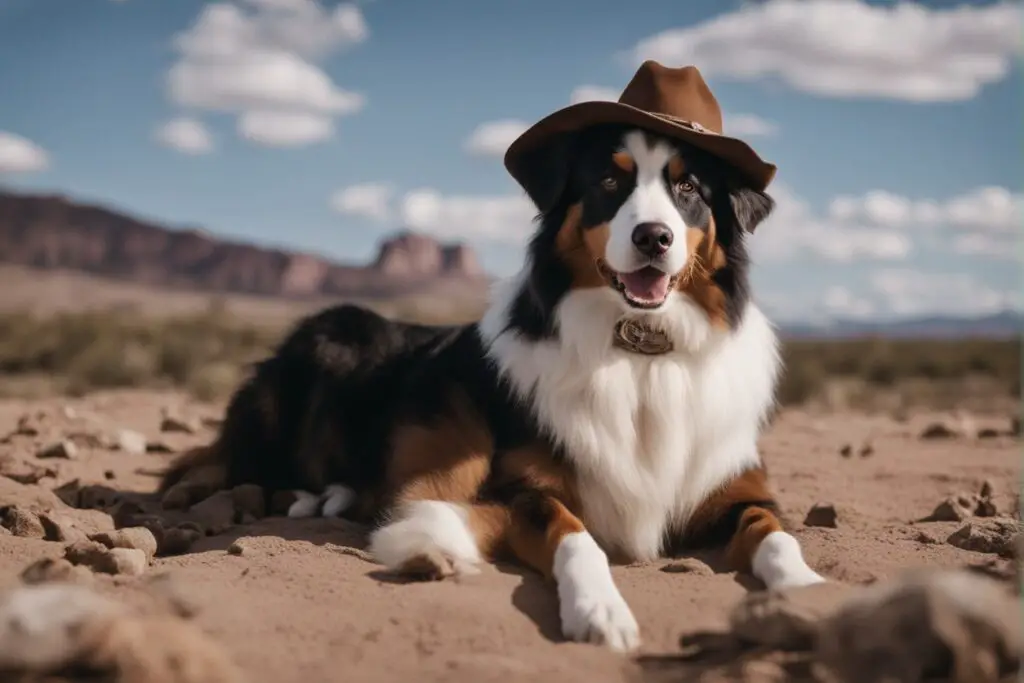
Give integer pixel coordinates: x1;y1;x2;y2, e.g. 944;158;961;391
0;303;1017;412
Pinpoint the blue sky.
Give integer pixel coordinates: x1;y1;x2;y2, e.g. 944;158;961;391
0;0;1019;322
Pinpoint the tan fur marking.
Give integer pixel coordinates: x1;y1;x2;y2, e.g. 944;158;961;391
612;151;635;174
677;216;729;328
554;202;608;290
507;498;585;579
466;503;512;559
667;154;685;182
388;393;492;505
684;467;781;573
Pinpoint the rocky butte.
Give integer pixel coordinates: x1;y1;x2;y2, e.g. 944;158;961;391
0;190;490;300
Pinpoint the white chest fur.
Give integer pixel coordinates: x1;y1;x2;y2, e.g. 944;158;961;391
480;281;781;562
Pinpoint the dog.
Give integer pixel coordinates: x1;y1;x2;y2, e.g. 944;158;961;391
159;62;825;653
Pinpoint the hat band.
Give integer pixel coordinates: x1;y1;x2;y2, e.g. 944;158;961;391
648;112;720;136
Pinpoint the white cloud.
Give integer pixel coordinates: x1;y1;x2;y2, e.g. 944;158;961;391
330;183;395;222
237;110;333;147
629;0;1022;101
869;268;1018;318
0;132;49;173
723;113;778;138
165;1;366;149
464;119;529;158
399;190;536;244
154;117;214;155
821;286;876;319
754;184;913;264
570;85;619;104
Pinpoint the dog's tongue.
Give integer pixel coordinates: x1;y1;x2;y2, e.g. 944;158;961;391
619;266;671;303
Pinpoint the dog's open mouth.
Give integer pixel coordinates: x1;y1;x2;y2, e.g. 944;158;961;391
597;260;678;310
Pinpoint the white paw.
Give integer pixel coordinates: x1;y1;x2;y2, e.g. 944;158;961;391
560;587;641;652
368;501;481;576
321;485;354;517
753;531;828;591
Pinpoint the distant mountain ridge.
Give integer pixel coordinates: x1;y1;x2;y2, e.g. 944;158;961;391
0;190;488;300
779;311;1021;340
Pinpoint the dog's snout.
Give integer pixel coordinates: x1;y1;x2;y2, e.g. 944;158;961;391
630;222;673;257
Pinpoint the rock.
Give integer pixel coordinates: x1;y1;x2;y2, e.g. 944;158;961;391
36;439;77;459
159;526;202;557
270;489;300;516
0;455;58;485
53;478;82;507
146;440;176;454
188;491;235;535
231;484;266;520
858;441;874;457
919;422;959;440
815;569;1020;683
38;512;89;544
20;557;93;585
1;507;45;538
979;479;995;499
160;408;201;434
64;540;147;576
804;503;838;528
103;469;116;480
90;527;158;562
976;427;1001;439
913;530;941;545
946;519;1021;557
226;539;249;556
661;558;714;576
926;494;979;522
838;443;853;458
976;498;999;518
113;428;147;455
729;583;848;650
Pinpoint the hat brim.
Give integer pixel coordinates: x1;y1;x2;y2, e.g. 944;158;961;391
503;100;777;197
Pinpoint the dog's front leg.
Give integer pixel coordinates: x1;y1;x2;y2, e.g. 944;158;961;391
685;465;825;590
506;490;640;652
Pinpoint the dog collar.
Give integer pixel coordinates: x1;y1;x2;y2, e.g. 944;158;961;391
612;319;674;355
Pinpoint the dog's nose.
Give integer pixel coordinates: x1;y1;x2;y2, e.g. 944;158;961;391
631;222;674;257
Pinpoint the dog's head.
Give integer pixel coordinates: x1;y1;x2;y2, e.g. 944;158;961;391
510;124;774;338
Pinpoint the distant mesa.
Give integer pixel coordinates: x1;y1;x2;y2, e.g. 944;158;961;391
0;190;489;300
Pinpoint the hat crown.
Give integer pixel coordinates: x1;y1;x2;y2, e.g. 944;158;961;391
617;61;723;135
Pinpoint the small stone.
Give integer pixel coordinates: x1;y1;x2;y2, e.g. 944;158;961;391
926;494;978;522
231;484;266;520
114;429;147;455
858;441;874;458
38;513;88;544
36;439;77;459
2;507;45;538
158;527;201;556
804;503;838;528
979;479;995;499
946;519;1021;556
0;456;57;485
53;479;82;508
976;498;998;518
919;422;958;440
977;427;1001;439
103;469;115;480
839;443;853;458
270;490;299;516
188;491;235;535
160;410;201;434
227;539;249;556
20;557;93;585
145;441;176;454
105;547;147;576
90;527;158;562
913;530;940;545
64;540;146;575
661;558;714;576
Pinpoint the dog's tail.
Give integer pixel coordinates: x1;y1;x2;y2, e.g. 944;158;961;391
157;443;227;494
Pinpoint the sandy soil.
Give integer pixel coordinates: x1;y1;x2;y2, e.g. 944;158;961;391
0;390;1018;682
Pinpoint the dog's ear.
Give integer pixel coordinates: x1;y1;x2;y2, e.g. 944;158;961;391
513;134;571;214
729;185;774;234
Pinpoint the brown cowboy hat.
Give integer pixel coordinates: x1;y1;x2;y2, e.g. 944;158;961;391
504;60;777;206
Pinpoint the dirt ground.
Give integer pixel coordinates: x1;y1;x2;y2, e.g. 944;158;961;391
0;390;1018;682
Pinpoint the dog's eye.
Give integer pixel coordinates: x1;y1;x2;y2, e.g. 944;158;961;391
600;177;618;192
675;180;695;194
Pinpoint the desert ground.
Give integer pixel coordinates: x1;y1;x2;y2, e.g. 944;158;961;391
0;388;1018;682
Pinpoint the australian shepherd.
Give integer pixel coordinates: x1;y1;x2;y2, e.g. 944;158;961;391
160;122;825;652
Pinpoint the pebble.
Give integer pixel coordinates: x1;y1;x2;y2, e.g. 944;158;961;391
36;440;77;460
660;558;714;576
63;540;147;576
946;519;1020;557
38;513;88;544
919;422;958;440
2;507;45;539
226;539;249;556
20;557;93;585
927;494;978;522
803;503;838;528
90;527;158;563
114;429;147;455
